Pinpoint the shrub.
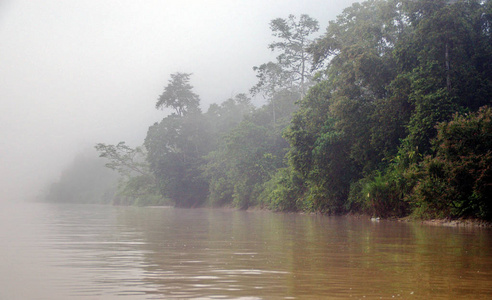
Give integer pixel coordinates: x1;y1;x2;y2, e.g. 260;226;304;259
259;168;303;211
360;170;409;218
408;106;492;219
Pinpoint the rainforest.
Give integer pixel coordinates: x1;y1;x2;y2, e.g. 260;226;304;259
46;0;492;221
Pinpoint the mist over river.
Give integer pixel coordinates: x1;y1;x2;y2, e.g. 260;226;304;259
1;202;491;299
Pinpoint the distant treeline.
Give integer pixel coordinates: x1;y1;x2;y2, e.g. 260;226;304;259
43;152;119;204
48;0;492;220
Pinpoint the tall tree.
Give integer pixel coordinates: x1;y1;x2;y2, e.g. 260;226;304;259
251;14;319;124
269;14;319;91
156;72;200;116
145;112;213;208
252;14;319;96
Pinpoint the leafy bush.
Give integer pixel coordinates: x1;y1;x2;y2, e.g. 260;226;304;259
259;168;304;211
408;106;492;219
359;170;409;218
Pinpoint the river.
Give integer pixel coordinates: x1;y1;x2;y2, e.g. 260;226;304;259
1;202;491;299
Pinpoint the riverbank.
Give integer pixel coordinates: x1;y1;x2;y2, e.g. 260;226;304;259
352;213;492;228
404;218;492;228
245;205;492;228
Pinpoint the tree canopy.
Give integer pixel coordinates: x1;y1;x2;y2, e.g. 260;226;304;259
252;14;319;96
156;72;200;116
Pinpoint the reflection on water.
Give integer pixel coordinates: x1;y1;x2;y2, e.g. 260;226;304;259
1;203;492;299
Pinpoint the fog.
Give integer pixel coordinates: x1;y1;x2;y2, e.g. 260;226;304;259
0;0;356;202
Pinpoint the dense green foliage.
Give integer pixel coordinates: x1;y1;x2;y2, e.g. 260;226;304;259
278;0;492;218
145;112;212;207
407;107;492;219
51;0;491;219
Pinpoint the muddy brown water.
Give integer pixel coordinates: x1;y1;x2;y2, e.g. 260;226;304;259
1;203;491;299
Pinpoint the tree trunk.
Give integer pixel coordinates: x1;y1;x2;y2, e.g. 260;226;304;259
445;42;451;91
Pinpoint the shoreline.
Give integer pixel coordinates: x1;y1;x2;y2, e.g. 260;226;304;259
399;217;492;228
196;205;492;228
39;201;492;228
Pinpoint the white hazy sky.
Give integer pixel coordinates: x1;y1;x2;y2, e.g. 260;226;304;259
0;0;357;202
